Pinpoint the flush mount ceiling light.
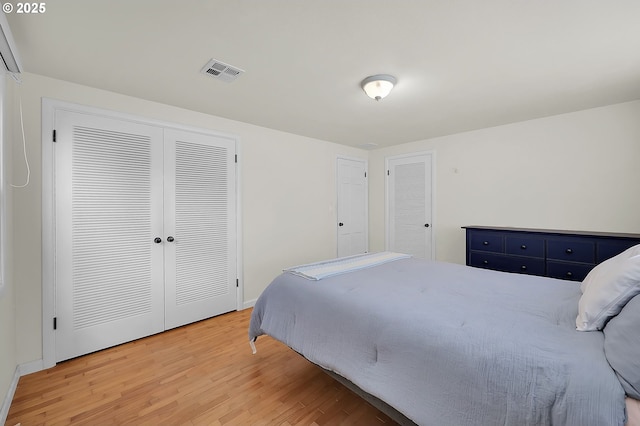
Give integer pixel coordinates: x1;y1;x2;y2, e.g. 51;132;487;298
361;74;396;101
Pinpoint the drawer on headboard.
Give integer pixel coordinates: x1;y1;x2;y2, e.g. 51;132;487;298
547;261;593;282
468;231;503;253
469;252;545;276
468;252;509;271
547;238;595;264
505;235;544;258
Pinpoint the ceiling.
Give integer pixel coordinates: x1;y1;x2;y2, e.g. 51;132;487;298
7;1;640;149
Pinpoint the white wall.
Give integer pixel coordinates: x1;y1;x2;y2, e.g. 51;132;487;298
0;72;16;422
369;100;640;264
11;72;366;366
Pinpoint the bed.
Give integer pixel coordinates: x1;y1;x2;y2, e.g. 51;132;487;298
249;249;640;426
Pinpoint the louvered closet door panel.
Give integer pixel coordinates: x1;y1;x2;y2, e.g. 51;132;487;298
388;154;433;259
164;129;236;329
55;111;164;362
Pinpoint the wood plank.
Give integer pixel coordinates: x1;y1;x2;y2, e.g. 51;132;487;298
6;309;398;425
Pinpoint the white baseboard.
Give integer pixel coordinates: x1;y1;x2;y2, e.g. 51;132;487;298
0;366;20;426
19;359;44;377
1;359;49;424
243;298;257;310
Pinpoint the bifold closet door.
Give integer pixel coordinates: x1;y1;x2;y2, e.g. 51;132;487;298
55;111;165;362
163;129;237;330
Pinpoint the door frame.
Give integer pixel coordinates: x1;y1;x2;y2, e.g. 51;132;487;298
384;151;436;260
336;155;369;257
41;98;243;369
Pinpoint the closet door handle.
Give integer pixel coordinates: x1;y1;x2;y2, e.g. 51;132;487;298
167;236;175;242
154;237;162;244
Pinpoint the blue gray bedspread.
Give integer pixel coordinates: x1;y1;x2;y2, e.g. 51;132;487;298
249;257;626;426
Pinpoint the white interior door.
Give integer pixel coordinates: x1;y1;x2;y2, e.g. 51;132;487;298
163;129;237;329
54;110;238;361
337;157;368;257
55;110;165;361
386;153;433;259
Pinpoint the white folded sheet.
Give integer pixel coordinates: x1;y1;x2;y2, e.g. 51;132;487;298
284;251;410;280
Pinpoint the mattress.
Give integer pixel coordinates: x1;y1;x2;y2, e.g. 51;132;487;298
249;257;626;425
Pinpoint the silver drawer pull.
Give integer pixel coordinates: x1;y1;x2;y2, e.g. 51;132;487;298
520;244;527;250
483;260;489;265
483;241;489;245
521;265;527;271
566;271;573;277
565;248;573;254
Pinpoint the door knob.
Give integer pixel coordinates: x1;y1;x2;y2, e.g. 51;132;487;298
424;223;430;228
167;236;175;242
338;223;344;227
154;237;162;244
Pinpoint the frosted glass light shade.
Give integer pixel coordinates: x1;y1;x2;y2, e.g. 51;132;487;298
361;74;396;101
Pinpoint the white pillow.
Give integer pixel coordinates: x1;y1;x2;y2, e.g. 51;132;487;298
576;244;640;331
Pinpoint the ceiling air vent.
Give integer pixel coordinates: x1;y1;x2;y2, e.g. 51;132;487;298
200;59;244;83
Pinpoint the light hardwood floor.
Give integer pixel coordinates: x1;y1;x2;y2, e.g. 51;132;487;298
6;308;398;425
